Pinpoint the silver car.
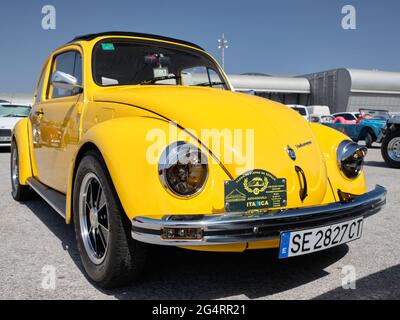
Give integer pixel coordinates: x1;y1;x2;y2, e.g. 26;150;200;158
0;103;31;147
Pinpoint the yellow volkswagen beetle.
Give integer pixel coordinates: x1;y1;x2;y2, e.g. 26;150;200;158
11;32;386;288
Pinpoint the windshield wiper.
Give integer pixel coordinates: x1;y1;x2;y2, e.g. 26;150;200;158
194;81;226;87
139;75;181;85
3;114;26;118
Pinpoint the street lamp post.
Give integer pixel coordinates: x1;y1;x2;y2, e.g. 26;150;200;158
218;33;228;70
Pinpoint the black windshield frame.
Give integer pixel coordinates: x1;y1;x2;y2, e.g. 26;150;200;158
92;38;229;90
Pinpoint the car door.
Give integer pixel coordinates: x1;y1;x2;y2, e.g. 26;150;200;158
31;47;83;193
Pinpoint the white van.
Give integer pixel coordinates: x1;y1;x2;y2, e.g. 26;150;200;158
287;104;309;120
307;105;331;116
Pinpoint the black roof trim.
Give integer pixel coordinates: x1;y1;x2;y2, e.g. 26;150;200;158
68;31;204;50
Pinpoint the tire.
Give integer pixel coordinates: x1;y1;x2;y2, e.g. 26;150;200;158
381;130;400;168
73;150;147;288
364;131;373;148
10;140;33;201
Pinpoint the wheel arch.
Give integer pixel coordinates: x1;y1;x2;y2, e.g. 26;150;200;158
66;141;103;224
66;116;170;224
12;118;33;185
360;126;376;141
65;116;231;224
389;123;400;132
309;123;367;197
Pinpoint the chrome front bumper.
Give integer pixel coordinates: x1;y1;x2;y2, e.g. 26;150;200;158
0;143;11;147
131;185;387;246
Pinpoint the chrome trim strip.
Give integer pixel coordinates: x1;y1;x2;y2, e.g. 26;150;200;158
27;177;66;218
131;185;386;246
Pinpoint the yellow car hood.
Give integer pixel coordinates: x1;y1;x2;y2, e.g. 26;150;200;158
94;86;328;205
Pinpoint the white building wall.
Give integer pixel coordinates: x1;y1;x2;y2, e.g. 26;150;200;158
348;93;400;113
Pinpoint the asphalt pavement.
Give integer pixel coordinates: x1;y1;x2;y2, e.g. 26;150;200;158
0;145;399;300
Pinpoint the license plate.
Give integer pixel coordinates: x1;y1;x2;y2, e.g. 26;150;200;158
0;136;11;142
279;218;363;259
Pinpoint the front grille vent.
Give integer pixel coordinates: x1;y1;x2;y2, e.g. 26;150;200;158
0;129;12;137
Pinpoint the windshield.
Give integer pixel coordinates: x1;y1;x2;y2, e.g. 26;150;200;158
0;104;31;117
359;109;390;121
93;39;228;89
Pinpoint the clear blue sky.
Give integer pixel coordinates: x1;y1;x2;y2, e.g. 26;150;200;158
1;0;400;92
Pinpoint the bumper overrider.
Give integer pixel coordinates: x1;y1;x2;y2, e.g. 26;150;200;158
131;185;386;246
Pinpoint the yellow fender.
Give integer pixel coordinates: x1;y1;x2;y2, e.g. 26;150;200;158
12;118;34;185
65;116;230;224
310;123;366;199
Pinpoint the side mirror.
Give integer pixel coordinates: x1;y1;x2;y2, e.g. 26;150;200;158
50;71;82;93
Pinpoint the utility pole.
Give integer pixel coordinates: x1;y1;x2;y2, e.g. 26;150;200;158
218;33;229;70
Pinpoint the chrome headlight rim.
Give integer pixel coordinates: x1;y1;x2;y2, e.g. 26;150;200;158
158;141;209;199
337;140;368;179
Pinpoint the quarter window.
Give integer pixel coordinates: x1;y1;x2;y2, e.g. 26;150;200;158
35;64;47;104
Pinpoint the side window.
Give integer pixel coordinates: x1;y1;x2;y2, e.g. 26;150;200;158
343;114;354;120
49;51;82;99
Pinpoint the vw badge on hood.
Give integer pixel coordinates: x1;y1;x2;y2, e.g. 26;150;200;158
287;146;296;161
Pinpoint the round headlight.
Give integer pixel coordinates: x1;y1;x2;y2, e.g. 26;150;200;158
158;142;208;198
337;140;368;179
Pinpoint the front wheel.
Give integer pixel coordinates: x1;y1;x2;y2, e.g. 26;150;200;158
364;131;373;148
381;131;400;168
73;151;147;288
